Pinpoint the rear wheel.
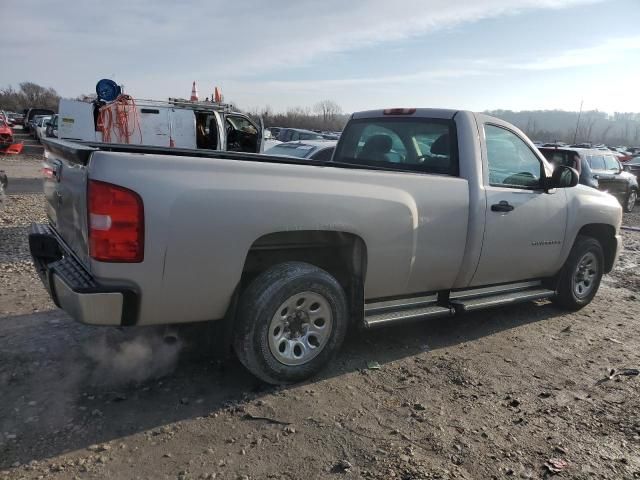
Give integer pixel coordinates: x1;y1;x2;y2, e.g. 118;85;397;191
233;262;348;384
552;236;604;311
624;189;637;213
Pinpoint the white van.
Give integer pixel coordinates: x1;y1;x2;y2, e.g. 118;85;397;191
57;97;264;153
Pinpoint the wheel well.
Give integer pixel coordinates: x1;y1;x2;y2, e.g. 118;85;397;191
241;231;367;325
577;223;617;273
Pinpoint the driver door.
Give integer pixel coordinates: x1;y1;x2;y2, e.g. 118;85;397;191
225;114;262;153
471;123;568;287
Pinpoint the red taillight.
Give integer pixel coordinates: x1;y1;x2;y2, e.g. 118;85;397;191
383;108;416;115
88;180;144;262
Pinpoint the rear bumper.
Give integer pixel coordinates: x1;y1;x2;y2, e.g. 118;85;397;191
29;223;138;326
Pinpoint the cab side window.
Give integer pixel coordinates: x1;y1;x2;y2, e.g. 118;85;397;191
484;125;543;189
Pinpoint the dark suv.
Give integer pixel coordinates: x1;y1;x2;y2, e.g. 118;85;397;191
540;147;638;212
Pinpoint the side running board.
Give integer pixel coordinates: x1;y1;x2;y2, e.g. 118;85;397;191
363;286;555;329
450;287;555;313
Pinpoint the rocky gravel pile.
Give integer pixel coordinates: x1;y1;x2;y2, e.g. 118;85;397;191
0;194;52;316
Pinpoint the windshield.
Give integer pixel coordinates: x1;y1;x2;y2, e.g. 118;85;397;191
265;143;316;158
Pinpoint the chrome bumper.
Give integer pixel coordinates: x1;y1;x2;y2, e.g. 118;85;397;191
29;223;137;326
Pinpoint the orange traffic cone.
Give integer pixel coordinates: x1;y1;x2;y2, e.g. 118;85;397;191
190;81;199;101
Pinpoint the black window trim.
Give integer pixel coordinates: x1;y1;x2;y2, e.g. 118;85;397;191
332;116;460;177
484;122;547;191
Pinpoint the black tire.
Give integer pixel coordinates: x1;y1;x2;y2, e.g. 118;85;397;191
233;262;348;385
624;189;637;213
552;235;604;311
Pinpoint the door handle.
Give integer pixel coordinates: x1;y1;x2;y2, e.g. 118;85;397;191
491;200;514;212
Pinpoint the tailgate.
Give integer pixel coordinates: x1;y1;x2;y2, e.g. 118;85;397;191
43;139;97;268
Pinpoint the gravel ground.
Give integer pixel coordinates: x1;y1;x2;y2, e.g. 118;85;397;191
0;154;44;179
0;156;639;480
0;193;52;316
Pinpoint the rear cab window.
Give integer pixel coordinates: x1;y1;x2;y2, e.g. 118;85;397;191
333;117;458;175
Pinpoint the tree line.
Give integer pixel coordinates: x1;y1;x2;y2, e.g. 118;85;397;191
487;109;640;147
3;82;640;145
246;100;349;132
0;82;61;112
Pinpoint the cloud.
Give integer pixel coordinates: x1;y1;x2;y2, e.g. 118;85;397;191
513;35;640;70
2;0;601;85
250;67;495;92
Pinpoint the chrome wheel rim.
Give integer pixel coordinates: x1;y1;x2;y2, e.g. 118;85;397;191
572;252;598;299
268;291;333;366
628;191;637;211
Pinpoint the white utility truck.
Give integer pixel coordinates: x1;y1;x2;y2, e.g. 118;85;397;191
57;97;264;154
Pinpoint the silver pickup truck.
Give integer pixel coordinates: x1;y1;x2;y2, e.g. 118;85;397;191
31;108;622;384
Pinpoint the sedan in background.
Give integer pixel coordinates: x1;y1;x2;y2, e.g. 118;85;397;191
264;140;337;161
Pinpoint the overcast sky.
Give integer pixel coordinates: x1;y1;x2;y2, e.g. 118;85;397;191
3;0;640;113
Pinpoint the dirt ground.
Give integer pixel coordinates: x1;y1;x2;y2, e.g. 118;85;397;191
1;155;639;480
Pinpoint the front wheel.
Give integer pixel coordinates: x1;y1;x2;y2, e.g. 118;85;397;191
233;262;348;384
624;189;637;213
552;236;604;311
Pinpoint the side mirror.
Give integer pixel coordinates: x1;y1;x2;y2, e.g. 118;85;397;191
548;165;579;190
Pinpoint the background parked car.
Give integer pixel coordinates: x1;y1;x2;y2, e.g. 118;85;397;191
277;128;324;142
264;139;337;161
24;108;55;133
540;147;638;212
35;115;52;142
29;115;47;138
11;113;25;126
5;113;17;126
45;114;59;138
0;117;13;150
623;155;640;185
266;127;281;139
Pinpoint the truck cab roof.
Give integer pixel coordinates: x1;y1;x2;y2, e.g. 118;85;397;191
351;108;460;120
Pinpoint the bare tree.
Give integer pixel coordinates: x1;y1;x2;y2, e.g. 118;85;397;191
0;82;60;112
314;100;342;128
